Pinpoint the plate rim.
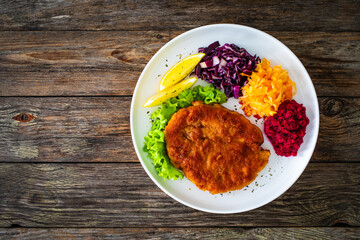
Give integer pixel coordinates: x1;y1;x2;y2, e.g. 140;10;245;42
130;23;320;214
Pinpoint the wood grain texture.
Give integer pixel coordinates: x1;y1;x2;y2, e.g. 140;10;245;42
0;97;134;162
0;97;359;162
0;31;359;97
0;31;165;96
317;97;360;162
0;227;359;240
1;0;359;236
0;0;359;31
0;163;359;228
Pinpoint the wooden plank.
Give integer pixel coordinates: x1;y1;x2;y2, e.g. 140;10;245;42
316;97;360;162
0;227;359;240
0;31;359;97
0;31;166;97
0;97;359;163
0;0;358;31
0;163;358;227
0;97;135;162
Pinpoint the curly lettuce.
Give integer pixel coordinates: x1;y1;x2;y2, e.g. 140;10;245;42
143;85;228;181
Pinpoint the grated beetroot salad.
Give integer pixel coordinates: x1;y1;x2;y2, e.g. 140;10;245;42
264;100;309;157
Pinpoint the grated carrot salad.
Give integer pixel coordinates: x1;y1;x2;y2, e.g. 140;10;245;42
240;58;296;118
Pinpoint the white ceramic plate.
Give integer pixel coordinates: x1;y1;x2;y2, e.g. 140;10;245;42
130;24;319;214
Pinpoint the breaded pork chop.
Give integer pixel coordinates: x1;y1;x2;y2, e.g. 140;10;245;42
164;101;270;194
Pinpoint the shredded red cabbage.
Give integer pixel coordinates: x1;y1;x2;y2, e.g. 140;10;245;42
195;41;260;98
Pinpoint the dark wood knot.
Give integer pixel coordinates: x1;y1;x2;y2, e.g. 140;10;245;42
111;49;128;62
111;49;121;57
13;113;35;122
111;48;142;63
323;98;344;117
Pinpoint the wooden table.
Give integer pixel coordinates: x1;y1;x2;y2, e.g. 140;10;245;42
0;1;359;239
